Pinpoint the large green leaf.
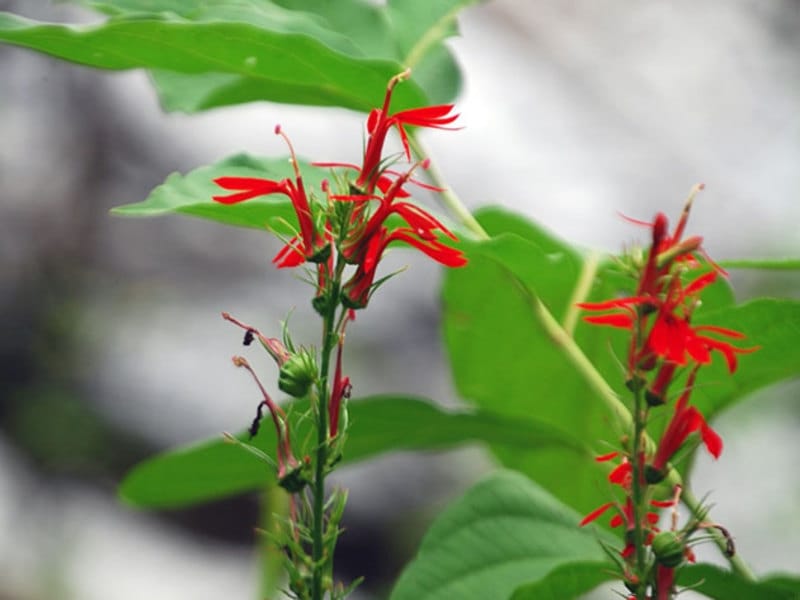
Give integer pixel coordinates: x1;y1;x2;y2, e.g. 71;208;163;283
508;561;800;600
389;470;610;600
119;395;588;509
509;561;615;599
442;206;800;517
111;153;321;233
1;0;475;113
690;298;800;418
677;564;800;600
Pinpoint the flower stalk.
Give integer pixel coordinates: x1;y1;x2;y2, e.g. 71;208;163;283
211;70;467;599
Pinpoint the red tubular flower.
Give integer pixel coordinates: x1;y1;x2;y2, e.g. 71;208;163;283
579;271;757;374
646;372;723;483
356;69;458;193
212;126;329;267
341;224;466;309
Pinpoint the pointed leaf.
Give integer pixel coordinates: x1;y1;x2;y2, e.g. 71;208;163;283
678;564;800;600
509;561;616;600
1;0;477;113
111;154;324;233
389;470;610;600
119;395;588;509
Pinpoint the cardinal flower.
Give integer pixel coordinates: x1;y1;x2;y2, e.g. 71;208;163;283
213;126;329;267
342;223;466;309
646;371;723;483
578;271;756;374
354;69;458;193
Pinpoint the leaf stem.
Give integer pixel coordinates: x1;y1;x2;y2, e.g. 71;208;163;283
562;250;600;337
407;134;489;240
630;385;649;599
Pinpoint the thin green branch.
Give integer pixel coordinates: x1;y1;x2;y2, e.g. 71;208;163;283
563;250;600;337
407;133;488;240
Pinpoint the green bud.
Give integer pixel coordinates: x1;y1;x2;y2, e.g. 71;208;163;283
626;374;647;393
278;465;309;494
307;241;332;264
645;464;667;484
652;531;685;568
312;293;330;316
645;388;666;407
278;350;317;398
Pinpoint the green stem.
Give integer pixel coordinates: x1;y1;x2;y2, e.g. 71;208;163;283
407;134;489;241
630;385;648;599
311;268;344;600
562;250;600;337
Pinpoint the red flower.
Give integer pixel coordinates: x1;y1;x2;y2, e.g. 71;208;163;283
333;160;465;309
342;223;466;309
580;497;661;558
212;126;328;267
647;374;723;482
579;271;756;374
355;69;458;193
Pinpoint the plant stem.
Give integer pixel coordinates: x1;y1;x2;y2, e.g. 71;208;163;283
630;384;649;599
311;277;342;600
407;134;489;241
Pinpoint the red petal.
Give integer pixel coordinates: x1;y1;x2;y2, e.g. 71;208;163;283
580;502;615;526
700;420;723;459
609;461;632;486
386;229;466;267
213;177;286;204
595;451;620;462
583;314;635;328
272;237;306;268
684;271;718;296
577;297;651;311
693;324;747;339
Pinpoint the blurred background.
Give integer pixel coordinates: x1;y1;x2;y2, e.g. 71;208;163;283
1;1;798;598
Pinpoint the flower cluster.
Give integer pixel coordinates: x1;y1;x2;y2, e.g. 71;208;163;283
578;194;757;599
213;69;465;310
209;73;467;599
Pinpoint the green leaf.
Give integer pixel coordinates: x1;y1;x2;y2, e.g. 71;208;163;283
389;470;610;600
111;153;324;233
119;395;588;509
678;564;800;600
1;0;476;113
443;207;628;517
509;561;616;600
719;258;800;270
690;298;800;419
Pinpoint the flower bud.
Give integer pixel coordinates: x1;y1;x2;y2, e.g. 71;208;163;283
652;531;685;568
645;464;667;484
278;464;309;494
278;350;317;398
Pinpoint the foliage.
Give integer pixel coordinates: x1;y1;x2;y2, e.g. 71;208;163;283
2;1;799;598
